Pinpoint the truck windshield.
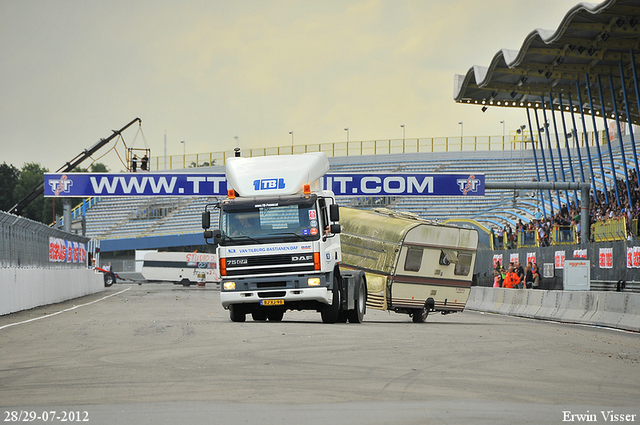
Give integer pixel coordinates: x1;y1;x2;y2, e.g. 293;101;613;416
220;203;321;245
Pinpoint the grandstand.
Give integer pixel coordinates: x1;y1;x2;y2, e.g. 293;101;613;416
80;131;638;248
86;196;209;239
54;0;640;291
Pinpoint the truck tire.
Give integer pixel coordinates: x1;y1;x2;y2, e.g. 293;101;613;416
412;304;429;323
321;276;341;324
103;272;115;287
229;305;246;322
252;310;267;321
347;276;366;323
180;278;191;287
266;309;284;322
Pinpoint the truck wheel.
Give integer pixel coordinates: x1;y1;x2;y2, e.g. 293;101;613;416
266;309;284;322
321;276;341;324
252;310;267;321
347;276;366;323
412;304;429;323
180;278;191;287
103;272;115;287
229;305;246;322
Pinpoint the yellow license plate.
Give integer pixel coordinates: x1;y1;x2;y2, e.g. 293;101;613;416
261;299;285;306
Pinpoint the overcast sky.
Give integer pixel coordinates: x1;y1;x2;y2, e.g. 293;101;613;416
1;0;584;172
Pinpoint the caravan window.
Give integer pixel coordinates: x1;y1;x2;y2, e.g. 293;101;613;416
404;247;423;272
439;249;458;266
454;252;473;276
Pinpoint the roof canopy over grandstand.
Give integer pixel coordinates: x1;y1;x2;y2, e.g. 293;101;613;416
454;0;640;124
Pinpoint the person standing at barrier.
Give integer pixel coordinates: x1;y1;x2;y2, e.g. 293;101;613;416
493;269;501;288
536;223;544;246
505;225;514;249
524;262;534;289
515;261;525;288
532;263;540;289
502;266;521;289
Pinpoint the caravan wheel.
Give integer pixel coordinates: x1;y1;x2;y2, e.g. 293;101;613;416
412;305;429;323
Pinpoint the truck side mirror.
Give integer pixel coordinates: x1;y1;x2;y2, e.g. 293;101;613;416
213;229;223;244
329;204;340;222
204;228;222;246
202;211;210;229
322;223;341;242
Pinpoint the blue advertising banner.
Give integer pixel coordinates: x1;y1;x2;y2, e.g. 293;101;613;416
44;173;228;197
44;172;484;197
323;173;484;196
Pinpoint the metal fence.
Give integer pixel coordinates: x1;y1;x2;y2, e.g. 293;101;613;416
149;130;606;170
0;211;91;268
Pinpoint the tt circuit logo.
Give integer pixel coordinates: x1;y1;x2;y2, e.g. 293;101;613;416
253;178;285;191
456;175;480;195
48;175;73;196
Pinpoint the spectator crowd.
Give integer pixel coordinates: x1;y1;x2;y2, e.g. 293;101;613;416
491;169;640;248
493;260;540;289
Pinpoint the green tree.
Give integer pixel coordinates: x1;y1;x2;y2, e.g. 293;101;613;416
0;162;20;212
90;162;109;172
70;162;108;173
12;162;95;225
13;162;58;223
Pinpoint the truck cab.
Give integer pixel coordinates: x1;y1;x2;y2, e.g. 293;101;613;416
202;152;366;323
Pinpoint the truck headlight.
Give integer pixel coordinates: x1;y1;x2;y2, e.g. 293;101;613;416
223;281;236;290
307;277;321;286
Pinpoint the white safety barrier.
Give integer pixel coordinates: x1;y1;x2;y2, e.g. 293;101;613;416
535;291;561;322
519;290;544;319
0;268;104;316
466;287;640;332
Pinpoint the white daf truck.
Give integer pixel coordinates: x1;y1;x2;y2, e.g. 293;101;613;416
202;152;478;323
202;152;367;323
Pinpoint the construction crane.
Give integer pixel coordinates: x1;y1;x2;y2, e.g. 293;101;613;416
8;117;142;215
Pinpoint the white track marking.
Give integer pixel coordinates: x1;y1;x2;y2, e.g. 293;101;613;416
0;287;132;330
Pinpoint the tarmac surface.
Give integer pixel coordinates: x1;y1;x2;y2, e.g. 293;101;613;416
0;282;639;425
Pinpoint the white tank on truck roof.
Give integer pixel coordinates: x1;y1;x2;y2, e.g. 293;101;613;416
225;152;330;197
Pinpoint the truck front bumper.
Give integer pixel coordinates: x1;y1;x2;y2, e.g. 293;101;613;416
220;286;332;308
219;274;334;308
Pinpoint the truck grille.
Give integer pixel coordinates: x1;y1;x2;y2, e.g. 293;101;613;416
256;281;287;288
258;291;286;298
225;253;315;277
